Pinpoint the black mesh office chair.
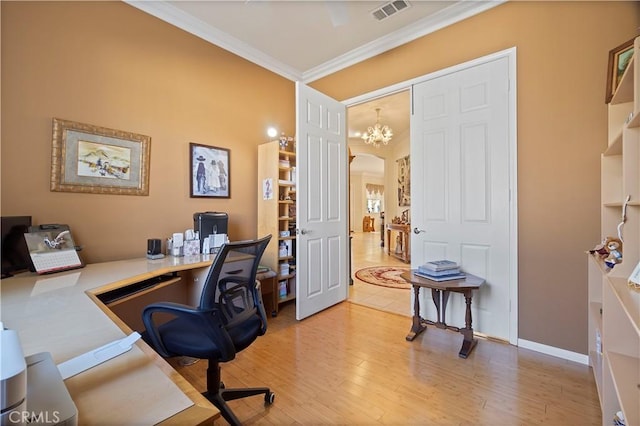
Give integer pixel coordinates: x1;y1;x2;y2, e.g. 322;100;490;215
142;235;273;426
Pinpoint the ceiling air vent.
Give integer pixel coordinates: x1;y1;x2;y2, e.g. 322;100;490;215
371;0;410;21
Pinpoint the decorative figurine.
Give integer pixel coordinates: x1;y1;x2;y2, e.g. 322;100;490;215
589;238;610;257
604;237;623;269
279;133;295;150
279;133;288;149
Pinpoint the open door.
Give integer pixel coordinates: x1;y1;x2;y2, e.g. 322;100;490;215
295;82;348;320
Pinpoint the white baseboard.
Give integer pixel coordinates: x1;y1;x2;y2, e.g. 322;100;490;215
517;339;589;365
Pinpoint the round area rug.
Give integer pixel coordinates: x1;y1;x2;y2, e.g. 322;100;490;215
355;266;411;289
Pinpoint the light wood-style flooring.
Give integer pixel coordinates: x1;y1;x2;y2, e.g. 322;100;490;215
349;231;412;317
173;231;601;425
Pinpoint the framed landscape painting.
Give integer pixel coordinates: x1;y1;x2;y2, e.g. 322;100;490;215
50;118;151;195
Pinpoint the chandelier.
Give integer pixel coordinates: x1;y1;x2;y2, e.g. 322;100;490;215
361;108;393;147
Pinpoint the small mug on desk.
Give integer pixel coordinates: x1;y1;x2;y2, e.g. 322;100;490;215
147;239;162;255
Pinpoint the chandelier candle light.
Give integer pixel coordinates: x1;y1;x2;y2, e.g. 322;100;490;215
362;108;393;147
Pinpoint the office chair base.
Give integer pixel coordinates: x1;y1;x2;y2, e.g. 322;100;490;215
205;363;274;426
177;356;199;366
203;388;275;426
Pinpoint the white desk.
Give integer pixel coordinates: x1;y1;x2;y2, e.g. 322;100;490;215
0;254;231;425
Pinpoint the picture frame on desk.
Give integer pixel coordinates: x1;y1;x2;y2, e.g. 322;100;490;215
605;38;635;103
189;143;230;198
50;118;151;195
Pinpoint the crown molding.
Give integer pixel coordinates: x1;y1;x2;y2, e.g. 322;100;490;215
302;1;505;83
125;0;505;84
124;0;303;81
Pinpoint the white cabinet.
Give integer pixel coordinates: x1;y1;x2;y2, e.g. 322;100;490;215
588;36;640;426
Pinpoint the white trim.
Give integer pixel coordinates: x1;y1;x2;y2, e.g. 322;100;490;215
518;339;590;365
507;48;519;346
342;47;516;105
343;47;519;345
125;0;504;83
124;0;302;81
302;1;505;83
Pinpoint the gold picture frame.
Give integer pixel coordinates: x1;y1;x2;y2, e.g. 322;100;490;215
50;118;151;195
605;38;635;103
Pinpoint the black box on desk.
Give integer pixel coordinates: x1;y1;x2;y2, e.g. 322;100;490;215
193;212;228;252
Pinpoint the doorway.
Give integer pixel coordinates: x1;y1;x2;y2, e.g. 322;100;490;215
344;48;517;342
348;90;411;235
347;90;412;317
349;154;384;237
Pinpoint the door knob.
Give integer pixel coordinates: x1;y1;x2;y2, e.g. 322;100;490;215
413;227;426;234
297;228;310;235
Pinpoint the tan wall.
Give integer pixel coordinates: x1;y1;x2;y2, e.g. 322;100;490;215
1;2;295;263
314;1;640;353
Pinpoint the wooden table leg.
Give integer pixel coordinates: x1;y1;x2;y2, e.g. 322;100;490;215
406;285;426;341
386;229;390;256
434;290;450;330
458;289;477;358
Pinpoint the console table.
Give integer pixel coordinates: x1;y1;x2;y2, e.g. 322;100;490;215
400;271;484;358
385;223;410;263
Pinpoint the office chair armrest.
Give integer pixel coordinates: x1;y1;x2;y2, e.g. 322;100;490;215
142;301;235;360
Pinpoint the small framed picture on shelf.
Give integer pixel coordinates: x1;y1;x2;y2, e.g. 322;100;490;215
189;143;230;198
605;38;635;103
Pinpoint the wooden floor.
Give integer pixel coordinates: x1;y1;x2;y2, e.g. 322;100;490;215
174;232;602;425
349;231;412;317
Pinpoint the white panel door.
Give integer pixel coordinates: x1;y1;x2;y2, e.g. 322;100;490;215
295;82;348;320
411;56;514;341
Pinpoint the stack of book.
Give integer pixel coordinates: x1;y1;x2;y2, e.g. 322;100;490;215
415;260;466;281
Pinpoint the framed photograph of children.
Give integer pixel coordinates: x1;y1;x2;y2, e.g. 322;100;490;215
189;143;230;198
606;38;635;103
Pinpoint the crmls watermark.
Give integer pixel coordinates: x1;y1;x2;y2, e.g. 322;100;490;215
8;411;61;424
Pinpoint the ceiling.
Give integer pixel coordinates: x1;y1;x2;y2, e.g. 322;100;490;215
348;89;409;141
347;89;410;176
125;0;502;82
125;0;501;172
350;153;385;175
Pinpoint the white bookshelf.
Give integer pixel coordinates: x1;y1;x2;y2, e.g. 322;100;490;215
257;140;297;315
588;36;640;426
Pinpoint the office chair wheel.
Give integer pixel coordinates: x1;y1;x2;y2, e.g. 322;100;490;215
265;392;275;405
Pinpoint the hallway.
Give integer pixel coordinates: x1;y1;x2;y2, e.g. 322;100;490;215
348;231;411;317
